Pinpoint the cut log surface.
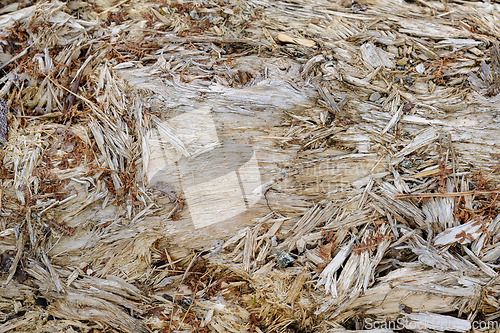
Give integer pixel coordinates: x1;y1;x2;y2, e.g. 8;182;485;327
116;61;385;256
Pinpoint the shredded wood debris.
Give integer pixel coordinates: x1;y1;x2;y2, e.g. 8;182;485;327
1;0;500;332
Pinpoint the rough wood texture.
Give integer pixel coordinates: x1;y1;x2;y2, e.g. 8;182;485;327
1;0;500;332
